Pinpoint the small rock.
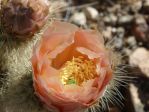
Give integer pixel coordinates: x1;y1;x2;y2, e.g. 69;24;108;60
129;47;149;66
129;84;144;112
135;15;146;24
123;48;132;56
142;0;149;12
133;15;149;46
107;4;121;13
114;37;123;49
103;14;117;25
139;60;149;77
118;15;134;24
111;27;117;33
129;47;149;77
126;36;137;48
144;0;149;7
130;0;142;12
84;7;99;21
116;27;125;38
70;12;87;25
102;27;112;40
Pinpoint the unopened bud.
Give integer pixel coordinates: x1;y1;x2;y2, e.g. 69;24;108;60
1;0;50;38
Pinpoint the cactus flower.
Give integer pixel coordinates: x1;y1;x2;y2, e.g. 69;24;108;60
31;21;113;112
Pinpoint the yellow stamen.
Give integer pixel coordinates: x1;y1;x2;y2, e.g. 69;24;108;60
60;56;97;85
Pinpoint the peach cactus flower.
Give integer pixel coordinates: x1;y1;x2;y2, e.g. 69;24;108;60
31;21;113;112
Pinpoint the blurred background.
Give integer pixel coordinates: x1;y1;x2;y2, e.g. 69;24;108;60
55;0;149;112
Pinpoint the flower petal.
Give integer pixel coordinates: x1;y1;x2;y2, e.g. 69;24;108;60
74;29;105;53
39;21;78;58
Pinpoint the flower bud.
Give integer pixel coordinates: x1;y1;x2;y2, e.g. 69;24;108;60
1;0;50;38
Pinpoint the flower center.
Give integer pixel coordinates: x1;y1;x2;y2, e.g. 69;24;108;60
60;56;97;85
